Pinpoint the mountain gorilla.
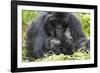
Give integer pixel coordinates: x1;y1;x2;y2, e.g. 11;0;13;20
26;12;89;60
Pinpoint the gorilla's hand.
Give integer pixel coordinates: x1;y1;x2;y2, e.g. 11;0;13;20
50;38;61;48
45;38;61;50
78;39;90;53
45;38;61;55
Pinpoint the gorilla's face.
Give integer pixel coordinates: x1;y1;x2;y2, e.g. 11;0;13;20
47;12;68;39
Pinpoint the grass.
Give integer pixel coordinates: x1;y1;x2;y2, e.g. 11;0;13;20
35;52;90;62
22;51;90;62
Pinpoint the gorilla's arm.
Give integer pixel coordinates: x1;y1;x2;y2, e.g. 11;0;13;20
68;14;90;51
68;14;86;40
26;12;48;59
33;33;46;58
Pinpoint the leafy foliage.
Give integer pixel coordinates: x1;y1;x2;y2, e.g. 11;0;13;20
76;13;90;38
22;10;39;25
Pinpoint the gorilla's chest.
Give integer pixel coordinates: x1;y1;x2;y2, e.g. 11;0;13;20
64;28;73;39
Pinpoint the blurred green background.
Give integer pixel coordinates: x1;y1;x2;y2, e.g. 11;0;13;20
22;10;90;62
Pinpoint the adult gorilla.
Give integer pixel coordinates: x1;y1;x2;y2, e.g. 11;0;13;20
26;12;89;60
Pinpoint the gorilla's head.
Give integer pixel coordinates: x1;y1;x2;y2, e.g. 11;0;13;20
45;12;70;39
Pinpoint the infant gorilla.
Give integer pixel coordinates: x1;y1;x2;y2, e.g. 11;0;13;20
45;37;76;56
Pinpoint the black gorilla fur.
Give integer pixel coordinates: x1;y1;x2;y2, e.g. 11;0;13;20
26;12;89;60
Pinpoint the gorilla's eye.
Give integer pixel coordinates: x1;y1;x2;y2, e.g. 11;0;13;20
50;20;56;27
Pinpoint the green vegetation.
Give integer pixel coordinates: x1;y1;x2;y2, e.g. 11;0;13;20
22;10;90;62
35;52;90;62
76;13;90;38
